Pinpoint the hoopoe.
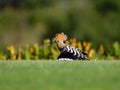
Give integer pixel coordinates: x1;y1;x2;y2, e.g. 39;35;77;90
54;32;89;61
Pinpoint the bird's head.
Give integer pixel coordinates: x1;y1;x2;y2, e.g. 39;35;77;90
54;32;68;43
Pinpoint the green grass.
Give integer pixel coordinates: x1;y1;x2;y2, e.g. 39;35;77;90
0;60;120;90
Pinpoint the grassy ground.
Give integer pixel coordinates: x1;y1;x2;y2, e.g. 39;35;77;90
0;60;120;90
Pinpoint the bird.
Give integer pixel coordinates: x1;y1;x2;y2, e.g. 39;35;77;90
54;32;89;61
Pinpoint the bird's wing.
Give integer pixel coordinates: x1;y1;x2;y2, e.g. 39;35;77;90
65;45;89;60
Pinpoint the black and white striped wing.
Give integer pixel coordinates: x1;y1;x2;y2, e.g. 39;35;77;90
65;45;89;60
58;45;89;60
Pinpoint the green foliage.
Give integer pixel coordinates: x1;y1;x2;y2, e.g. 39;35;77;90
0;0;56;9
108;42;120;59
93;0;120;15
0;39;120;60
0;0;120;47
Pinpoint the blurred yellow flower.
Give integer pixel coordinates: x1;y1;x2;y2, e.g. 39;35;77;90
70;38;77;47
7;45;15;55
44;39;50;44
99;44;104;55
34;43;39;47
86;42;92;52
83;41;92;53
30;47;34;54
77;41;82;50
88;49;96;59
83;41;87;47
65;40;69;45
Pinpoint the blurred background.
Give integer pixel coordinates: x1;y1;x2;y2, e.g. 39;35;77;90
0;0;120;48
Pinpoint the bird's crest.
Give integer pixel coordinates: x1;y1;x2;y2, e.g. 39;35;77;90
54;32;67;42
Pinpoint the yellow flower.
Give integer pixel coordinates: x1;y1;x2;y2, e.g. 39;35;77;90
70;38;77;47
83;42;92;53
7;45;15;55
99;44;104;55
44;39;50;45
34;43;39;47
30;47;34;54
88;49;96;59
77;41;82;50
83;41;87;47
65;40;69;45
85;42;92;52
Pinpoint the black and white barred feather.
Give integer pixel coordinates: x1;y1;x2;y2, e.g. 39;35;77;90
58;45;89;60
